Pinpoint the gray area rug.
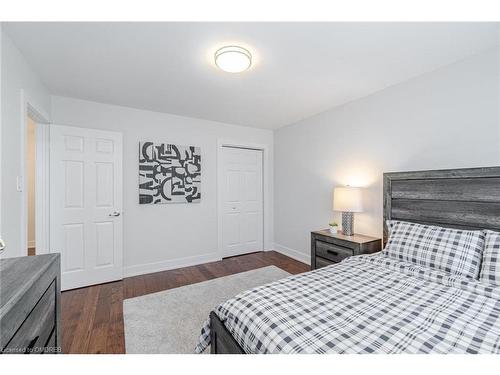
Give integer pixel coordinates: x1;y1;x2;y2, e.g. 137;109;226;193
123;265;290;354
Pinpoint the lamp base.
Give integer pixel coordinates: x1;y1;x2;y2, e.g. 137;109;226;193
342;212;354;236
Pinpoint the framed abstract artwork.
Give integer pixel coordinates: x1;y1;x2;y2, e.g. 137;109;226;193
139;141;201;204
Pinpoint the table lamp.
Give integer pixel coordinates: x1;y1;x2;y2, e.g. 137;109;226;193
333;186;363;236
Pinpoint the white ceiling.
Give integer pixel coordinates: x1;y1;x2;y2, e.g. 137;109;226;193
4;22;499;129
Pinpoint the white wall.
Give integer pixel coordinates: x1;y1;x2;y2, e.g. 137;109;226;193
274;48;500;264
50;96;274;276
498;28;500;156
0;25;3;241
0;28;51;258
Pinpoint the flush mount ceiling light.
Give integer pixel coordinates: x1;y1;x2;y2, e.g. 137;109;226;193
214;46;252;73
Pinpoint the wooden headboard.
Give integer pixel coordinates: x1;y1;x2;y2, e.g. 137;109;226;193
383;166;500;244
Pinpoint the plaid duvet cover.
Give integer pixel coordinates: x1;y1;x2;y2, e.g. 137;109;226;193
195;254;500;354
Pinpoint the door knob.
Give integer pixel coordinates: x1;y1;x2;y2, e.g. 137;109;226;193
109;211;121;217
0;238;6;254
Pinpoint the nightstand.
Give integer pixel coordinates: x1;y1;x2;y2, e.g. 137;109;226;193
311;230;382;270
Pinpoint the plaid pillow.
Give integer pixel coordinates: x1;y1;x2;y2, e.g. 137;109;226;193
384;220;484;279
479;230;500;285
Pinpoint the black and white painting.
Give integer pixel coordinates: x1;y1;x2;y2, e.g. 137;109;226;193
139;142;201;204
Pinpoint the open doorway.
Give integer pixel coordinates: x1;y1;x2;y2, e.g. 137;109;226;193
21;94;51;258
26;116;37;255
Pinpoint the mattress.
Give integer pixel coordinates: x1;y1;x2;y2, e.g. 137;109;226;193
196;254;500;353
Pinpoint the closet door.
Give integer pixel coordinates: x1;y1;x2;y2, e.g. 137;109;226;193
220;147;264;258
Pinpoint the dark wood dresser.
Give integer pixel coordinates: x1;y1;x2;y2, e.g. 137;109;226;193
0;254;61;354
311;230;382;270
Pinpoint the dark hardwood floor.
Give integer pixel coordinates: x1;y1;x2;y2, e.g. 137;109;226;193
61;251;309;354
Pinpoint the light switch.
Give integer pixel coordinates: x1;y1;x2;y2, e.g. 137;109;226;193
16;176;23;192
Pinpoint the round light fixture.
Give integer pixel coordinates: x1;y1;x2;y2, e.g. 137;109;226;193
214;46;252;73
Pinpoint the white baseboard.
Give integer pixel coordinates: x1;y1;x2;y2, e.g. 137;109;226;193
273;243;310;265
124;246;309;279
124;252;221;278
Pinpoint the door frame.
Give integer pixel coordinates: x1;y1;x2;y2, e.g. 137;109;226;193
20;90;51;256
216;139;272;260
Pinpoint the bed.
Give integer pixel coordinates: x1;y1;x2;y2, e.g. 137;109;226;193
196;166;500;354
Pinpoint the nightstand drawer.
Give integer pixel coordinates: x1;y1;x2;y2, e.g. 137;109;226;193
315;257;335;269
315;240;353;263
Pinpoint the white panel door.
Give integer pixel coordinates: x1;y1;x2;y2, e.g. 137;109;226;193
50;125;123;290
220;147;263;258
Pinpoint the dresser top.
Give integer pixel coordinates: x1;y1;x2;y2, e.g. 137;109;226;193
0;254;59;315
312;229;380;244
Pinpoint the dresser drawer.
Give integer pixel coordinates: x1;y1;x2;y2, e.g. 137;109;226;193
4;280;56;354
315;240;353;263
43;329;57;354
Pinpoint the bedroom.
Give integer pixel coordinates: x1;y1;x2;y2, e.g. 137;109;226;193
1;0;500;372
